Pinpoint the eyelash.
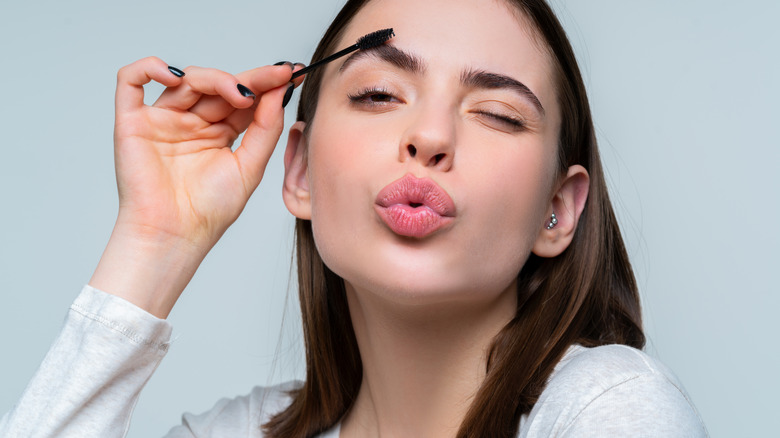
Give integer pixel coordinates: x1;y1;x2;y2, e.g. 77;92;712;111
473;110;526;131
347;87;399;106
347;87;526;131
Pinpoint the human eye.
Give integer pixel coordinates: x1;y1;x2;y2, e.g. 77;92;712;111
473;110;526;132
347;87;402;107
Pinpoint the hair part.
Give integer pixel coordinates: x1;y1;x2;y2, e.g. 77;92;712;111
264;1;644;437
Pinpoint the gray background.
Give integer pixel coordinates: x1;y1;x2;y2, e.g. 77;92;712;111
1;0;777;436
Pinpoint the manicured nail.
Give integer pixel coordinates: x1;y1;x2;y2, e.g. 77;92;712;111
293;62;307;76
274;61;294;69
168;66;185;77
282;82;295;108
237;83;255;99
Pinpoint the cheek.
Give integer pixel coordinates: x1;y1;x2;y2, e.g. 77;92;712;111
451;146;553;281
305;118;380;274
306;95;408;226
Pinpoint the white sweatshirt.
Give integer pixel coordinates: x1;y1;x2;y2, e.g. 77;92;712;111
0;285;708;437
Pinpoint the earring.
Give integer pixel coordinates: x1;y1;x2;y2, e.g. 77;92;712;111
546;212;558;230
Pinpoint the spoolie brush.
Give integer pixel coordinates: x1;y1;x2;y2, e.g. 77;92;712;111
291;28;395;80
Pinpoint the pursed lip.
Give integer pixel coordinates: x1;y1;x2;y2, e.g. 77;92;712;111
374;174;456;238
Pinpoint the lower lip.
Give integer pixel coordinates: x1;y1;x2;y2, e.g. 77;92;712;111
375;204;453;238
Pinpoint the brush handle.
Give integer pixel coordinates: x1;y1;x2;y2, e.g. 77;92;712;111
291;43;359;80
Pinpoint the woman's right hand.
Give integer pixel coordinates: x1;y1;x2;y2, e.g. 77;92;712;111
89;57;302;318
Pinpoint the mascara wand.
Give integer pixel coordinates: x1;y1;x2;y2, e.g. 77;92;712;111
291;28;395;80
282;28;395;107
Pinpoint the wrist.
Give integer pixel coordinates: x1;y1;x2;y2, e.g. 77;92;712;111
89;222;213;318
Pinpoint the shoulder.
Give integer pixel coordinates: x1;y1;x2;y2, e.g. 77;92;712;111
168;381;301;437
518;345;708;437
552;344;682;393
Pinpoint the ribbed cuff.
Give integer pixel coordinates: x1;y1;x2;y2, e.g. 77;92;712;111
71;285;173;353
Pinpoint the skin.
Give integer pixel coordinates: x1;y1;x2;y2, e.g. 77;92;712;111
91;61;305;317
282;0;589;436
92;0;588;436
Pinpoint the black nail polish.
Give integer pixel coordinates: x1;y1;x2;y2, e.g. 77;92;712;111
237;83;256;99
282;82;295;108
168;66;185;77
274;61;294;69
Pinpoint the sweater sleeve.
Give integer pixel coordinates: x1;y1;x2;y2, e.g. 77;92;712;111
560;372;708;438
0;285;173;438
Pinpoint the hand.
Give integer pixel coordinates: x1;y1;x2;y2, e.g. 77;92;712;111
114;57;300;247
90;57;303;317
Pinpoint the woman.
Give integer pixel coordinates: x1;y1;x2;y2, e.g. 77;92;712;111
1;0;707;436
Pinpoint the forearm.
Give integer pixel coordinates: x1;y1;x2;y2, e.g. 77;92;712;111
0;286;172;438
90;220;213;319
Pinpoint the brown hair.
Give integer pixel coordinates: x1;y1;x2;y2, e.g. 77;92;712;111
264;1;644;437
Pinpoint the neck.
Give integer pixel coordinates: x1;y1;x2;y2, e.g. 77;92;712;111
340;282;517;438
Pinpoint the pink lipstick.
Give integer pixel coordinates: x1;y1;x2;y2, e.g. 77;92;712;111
374;174;456;238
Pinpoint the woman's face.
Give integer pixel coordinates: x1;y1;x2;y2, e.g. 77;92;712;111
295;0;562;304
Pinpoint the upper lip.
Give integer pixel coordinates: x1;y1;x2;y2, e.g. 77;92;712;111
375;174;456;217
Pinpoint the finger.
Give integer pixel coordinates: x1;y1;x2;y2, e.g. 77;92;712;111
154;66;256;112
116;57;184;113
233;83;288;192
291;63;306;88
186;95;241;123
279;63;308;110
235;64;297;96
188;63;299;127
220;63;308;141
221;102;257;136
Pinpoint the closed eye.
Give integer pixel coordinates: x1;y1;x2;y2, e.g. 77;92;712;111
474;110;526;132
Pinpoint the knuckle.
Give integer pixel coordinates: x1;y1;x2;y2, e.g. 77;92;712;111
139;56;165;71
117;56;162;82
116;64;131;82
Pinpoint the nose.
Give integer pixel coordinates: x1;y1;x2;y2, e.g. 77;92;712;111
398;101;456;171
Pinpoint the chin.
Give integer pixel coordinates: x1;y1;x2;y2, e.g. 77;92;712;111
336;249;519;308
312;217;527;307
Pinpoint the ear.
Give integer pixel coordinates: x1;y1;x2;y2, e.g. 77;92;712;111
282;121;311;220
532;165;589;258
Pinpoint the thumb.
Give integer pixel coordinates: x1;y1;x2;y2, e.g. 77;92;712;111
233;83;290;193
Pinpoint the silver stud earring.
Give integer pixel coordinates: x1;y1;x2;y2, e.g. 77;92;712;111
546;212;558;230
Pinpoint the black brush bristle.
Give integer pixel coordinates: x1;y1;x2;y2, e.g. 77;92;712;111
355;28;395;50
290;28;396;81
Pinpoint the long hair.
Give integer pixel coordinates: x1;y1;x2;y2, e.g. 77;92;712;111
264;1;645;437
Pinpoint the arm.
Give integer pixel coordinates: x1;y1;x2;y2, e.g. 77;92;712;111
1;57;304;437
0;286;171;437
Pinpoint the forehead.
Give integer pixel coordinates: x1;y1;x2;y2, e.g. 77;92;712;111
333;0;556;110
344;0;550;74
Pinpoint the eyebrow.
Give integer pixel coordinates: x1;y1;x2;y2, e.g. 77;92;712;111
461;69;545;116
339;43;425;74
339;44;545;116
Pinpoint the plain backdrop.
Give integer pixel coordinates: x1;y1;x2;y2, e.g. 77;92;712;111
1;0;777;436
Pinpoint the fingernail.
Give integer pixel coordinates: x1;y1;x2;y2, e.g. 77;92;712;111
294;62;306;69
274;61;294;69
168;66;185;77
282;82;295;108
237;83;256;99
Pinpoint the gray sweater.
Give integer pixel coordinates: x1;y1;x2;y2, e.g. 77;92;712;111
0;285;708;437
